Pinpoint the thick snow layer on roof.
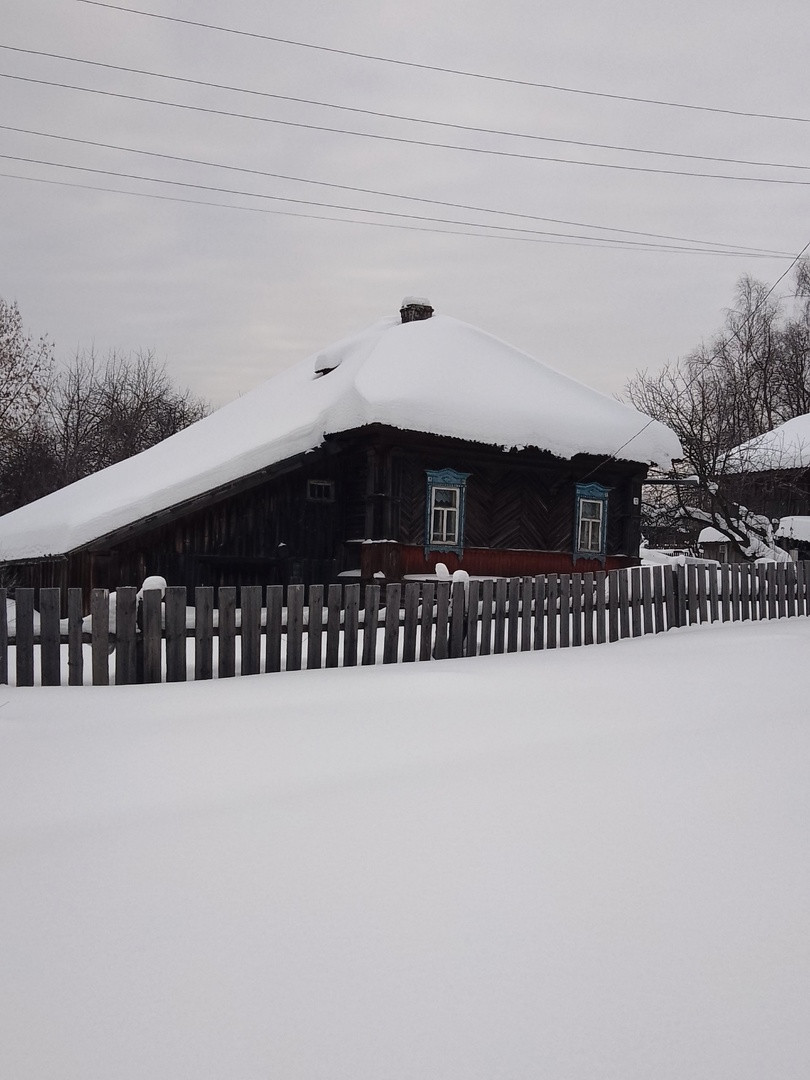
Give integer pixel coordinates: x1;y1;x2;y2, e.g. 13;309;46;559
698;527;730;544
776;516;810;543
728;412;810;472
0;314;681;560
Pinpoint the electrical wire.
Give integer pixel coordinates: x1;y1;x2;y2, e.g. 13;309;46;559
0;124;790;257
3;152;783;256
3;44;810;174
6;72;810;187
76;0;810;125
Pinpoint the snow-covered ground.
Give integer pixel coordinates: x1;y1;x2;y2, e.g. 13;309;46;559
1;619;808;1080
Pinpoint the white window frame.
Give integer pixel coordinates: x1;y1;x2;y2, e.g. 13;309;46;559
425;468;470;556
574;482;609;561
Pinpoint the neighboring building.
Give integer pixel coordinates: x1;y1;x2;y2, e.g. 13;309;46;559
0;300;681;603
723;413;810;521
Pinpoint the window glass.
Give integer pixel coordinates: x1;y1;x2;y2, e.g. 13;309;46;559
574;483;609;559
425;469;469;555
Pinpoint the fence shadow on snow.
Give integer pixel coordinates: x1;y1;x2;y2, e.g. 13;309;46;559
3;561;809;687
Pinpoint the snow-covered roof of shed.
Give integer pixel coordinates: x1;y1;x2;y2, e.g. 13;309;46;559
776;516;810;543
727;413;810;473
0;313;681;560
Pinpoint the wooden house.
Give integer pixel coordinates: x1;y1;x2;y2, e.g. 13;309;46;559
0;299;681;604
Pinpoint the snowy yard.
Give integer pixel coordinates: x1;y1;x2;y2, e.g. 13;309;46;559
1;618;808;1079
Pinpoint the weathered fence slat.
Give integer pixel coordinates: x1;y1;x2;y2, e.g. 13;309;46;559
91;589;110;686
720;565;731;623
265;585;283;673
383;583;401;664
306;584;324;671
115;587;137;685
618;570;630;640
40;588;61;687
607;571;619;642
785;563;797;618
583;572;595;646
218;586;237;678
595;570;607;644
696;565;708;624
401;582;419;663
0;588;7;685
630;567;642;637
286;584;304;672
466;579;480;657
546;575;558;650
570;573;582;647
326;584;342;668
362;584;380;666
533;575;546;650
559;574;571;649
730;564;741;622
194;587;214;681
142;589;162;683
506;577;520;653
449;580;466;659
663;566;676;630
766;564;777;621
676;564;687;628
708;566;719;623
776;565;788;618
15;588;35;687
756;565;768;622
641;567;654;635
241;585;263;675
520;576;533;652
651;565;664;632
798;562;808;617
434;582;450;661
741;564;752;621
343;584;360;667
165;587;187;682
418;583;434;661
686;566;698;626
492;578;507;654
68;588;83;686
479;579;493;655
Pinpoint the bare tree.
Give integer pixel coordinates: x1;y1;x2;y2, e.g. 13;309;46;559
0;298;53;450
626;263;810;558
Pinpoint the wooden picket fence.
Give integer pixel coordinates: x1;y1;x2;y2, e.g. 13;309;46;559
3;560;809;687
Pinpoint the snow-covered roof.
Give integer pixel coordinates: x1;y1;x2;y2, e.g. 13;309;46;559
776;516;810;543
698;527;730;544
727;413;810;473
0;313;681;561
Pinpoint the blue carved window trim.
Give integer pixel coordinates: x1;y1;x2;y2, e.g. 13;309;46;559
425;468;470;556
574;482;609;563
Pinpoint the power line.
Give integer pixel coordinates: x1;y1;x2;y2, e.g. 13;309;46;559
4;168;768;255
4;44;810;174
6;71;810;188
1;124;789;258
76;0;810;125
4;152;782;256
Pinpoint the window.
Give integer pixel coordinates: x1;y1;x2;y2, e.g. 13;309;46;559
425;469;470;555
307;479;335;502
575;483;609;560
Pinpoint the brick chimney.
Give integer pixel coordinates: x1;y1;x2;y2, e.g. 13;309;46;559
400;296;434;323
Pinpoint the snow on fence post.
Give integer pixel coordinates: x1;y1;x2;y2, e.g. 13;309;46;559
194;587;214;681
90;589;110;686
0;588;7;685
15;587;35;687
240;585;262;676
164;586;187;682
39;588;61;687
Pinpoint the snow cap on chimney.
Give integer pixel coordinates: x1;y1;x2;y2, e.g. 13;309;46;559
400;296;434;323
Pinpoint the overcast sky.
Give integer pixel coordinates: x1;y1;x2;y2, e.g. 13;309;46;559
2;0;808;409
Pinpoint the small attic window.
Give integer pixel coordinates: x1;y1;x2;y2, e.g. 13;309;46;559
307;479;335;502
